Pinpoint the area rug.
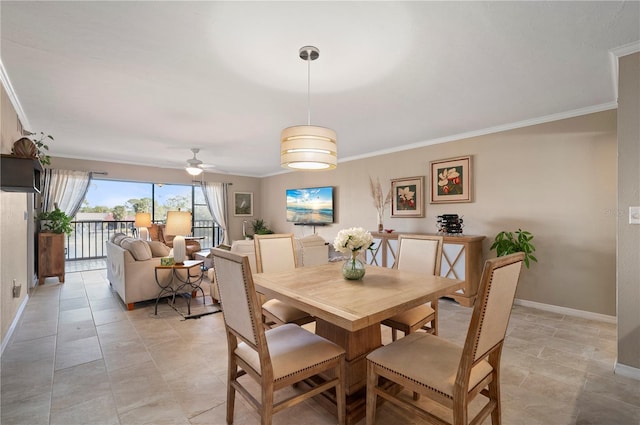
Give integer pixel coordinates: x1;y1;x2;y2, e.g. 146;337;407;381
160;294;222;320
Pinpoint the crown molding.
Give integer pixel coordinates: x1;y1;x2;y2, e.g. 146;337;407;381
610;40;640;58
609;40;640;101
337;101;618;166
0;58;30;131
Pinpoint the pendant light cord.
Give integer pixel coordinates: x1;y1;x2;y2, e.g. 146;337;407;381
307;50;311;126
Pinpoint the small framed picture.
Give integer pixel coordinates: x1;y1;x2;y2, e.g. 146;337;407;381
430;156;472;203
234;192;253;216
391;176;424;218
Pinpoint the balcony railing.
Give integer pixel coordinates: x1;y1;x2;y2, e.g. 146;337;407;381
66;220;222;261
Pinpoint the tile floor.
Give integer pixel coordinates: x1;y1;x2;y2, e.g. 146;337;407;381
1;270;639;425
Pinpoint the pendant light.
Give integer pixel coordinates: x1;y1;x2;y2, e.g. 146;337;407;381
281;46;337;171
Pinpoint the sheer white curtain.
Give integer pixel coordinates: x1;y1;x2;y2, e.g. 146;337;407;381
42;169;92;217
202;182;229;245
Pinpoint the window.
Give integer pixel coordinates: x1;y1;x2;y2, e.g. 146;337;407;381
71;179;221;260
152;183;192;222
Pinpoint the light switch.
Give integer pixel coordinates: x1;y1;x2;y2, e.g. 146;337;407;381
630;206;640;224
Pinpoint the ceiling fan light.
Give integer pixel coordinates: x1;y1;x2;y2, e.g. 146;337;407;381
186;166;203;176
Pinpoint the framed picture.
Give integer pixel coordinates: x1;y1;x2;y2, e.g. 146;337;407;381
234;192;253;216
430;156;472;203
390;176;424;218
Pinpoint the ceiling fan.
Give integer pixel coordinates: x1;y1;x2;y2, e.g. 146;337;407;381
185;148;205;176
185;148;225;176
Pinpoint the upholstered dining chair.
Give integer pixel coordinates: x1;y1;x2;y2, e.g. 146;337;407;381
254;233;315;327
366;252;525;425
210;248;346;425
381;234;444;340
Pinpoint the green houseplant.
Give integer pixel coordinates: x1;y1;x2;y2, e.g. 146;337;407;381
38;206;73;234
249;219;273;239
490;228;537;268
11;132;53;165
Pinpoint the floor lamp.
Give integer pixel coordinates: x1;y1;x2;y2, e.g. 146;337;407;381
135;212;152;241
165;210;192;264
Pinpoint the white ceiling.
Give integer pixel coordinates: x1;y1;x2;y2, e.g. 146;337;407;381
2;1;639;177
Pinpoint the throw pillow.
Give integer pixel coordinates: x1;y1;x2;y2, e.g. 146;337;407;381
157;224;166;242
111;233;128;245
120;238;152;261
146;240;171;257
148;224;160;242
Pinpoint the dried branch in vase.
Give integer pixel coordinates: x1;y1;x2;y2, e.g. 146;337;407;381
369;177;392;230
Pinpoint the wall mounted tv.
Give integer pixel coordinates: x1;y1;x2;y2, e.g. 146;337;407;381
286;186;334;224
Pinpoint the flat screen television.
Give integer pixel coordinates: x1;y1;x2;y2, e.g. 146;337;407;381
286;186;334;224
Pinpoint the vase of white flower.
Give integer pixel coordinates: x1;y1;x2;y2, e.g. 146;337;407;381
333;227;374;280
342;252;366;280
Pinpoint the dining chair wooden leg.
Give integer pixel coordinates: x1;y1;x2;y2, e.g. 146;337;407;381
391;327;398;341
489;350;502;425
366;362;378;425
453;397;468;425
337;357;346;425
261;385;274;425
432;300;439;335
489;379;501;425
226;360;237;424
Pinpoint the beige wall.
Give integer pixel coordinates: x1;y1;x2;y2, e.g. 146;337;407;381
262;111;618;316
0;85;31;346
50;157;261;242
1;78;628;344
617;52;640;370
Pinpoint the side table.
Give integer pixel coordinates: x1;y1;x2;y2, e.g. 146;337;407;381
193;250;212;269
154;260;205;315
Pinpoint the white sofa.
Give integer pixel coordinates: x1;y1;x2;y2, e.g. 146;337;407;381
106;235;176;310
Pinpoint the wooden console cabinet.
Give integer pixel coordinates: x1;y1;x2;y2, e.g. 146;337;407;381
38;232;65;285
366;232;485;306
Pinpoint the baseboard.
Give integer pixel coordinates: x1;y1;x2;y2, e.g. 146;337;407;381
514;298;616;324
614;362;640;381
0;293;30;355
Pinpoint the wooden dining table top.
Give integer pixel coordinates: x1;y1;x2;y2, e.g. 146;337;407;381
252;261;463;332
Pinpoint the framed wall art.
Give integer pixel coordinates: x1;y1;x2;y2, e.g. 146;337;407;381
390;176;424;218
430;156;472;203
234;192;253;216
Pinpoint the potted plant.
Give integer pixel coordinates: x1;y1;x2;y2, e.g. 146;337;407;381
490;228;537;268
11;132;53;166
249;219;273;239
38;206;73;234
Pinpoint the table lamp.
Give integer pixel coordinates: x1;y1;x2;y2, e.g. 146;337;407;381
165;210;192;264
134;212;152;241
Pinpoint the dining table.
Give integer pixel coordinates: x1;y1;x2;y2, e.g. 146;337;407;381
252;261;463;425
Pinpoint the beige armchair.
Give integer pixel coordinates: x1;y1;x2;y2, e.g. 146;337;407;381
149;224;201;259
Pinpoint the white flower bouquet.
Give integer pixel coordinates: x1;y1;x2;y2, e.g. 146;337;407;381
333;227;374;280
333;227;374;257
